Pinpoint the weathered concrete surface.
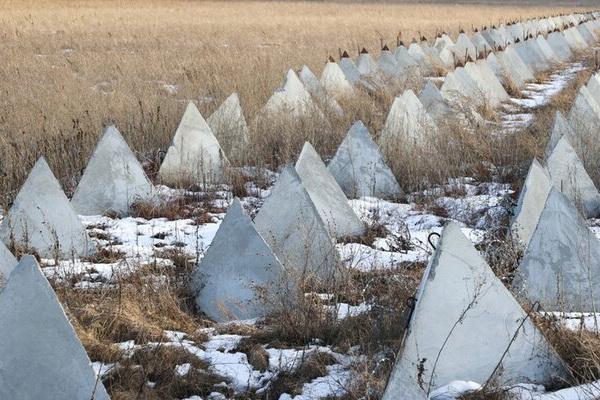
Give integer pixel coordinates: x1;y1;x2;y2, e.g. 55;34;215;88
298;65;343;117
510;159;552;248
465;61;509;108
434;34;454;51
535;35;560;64
159;102;229;185
470;32;492;55
328;121;401;199
513;189;600;312
0;158;95;259
295;142;365;238
262;69;318;118
207;93;250;162
441;67;484;108
382;222;567;400
320;61;354;98
193;198;286;322
546;32;573;61
254;166;339;279
381;90;437;146
547;136;600;218
0;241;18;289
394;45;421;70
563;27;588;51
419;81;452;123
356;51;378;76
568;86;600;143
545;111;576;159
438;47;455;69
0;255;110;400
378;49;402;79
496;45;535;88
71;125;153;216
453;33;477;62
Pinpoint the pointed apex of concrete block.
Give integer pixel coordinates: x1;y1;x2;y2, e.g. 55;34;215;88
295;142;365;238
328;121;401;199
0;158;94;258
193;198;285;322
383;221;567;399
207;93;250;162
71;124;153;216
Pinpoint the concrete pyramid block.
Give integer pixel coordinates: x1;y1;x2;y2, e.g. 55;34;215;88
0;241;18;288
382;222;567;400
299;65;343;117
470;32;492;54
441;68;482;108
497;45;535;87
0;158;95;259
295;142;365;238
563;27;588;51
0;255;110;399
320;61;354;99
434;34;454;51
465;61;509;108
159;102;229;185
546;32;573;61
394;45;420;69
510;159;552;248
577;23;596;44
515;41;549;72
254;166;339;279
535;35;560;64
356;51;378;75
378;49;402;79
263;69;319;118
438;47;455;69
481;28;504;49
545;110;575;159
568;86;600;147
419;80;452;123
408;43;434;74
483;53;503;81
338;56;362;85
507;23;525;42
206;93;250;162
193;198;286;322
453;33;477;62
513;188;600;311
71;125;153;216
547;136;600;217
327;121;401;199
381;90;437;146
585;74;600;108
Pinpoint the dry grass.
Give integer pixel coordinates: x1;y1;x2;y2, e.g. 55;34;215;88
0;0;594;204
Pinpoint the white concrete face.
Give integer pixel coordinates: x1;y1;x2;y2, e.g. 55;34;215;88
419;81;452;123
327;121;401;199
356;52;378;75
547;136;600;218
515;41;549;73
0;158;94;259
545;110;575;159
71;125;153;217
585;74;600;109
546;32;573;61
207;93;250;162
193;198;286;322
0;256;110;399
380;90;436;146
159;102;228;185
568;87;600;149
408;43;433;74
564;27;588;51
394;45;420;69
438;48;455;69
510;159;552;248
320;61;354;99
434;34;454;51
338;57;362;85
465;61;509;108
470;32;492;55
298;65;343;117
535;35;560;64
263;69;318;118
378;50;402;79
497;45;535;86
295;142;365;238
0;241;17;288
514;189;600;312
577;24;596;44
382;222;567;400
453;33;477;62
254;166;339;279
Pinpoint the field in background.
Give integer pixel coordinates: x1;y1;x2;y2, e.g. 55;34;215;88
0;0;593;202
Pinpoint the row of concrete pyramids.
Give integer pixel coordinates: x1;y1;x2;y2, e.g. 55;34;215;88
382;74;600;397
193;126;404;321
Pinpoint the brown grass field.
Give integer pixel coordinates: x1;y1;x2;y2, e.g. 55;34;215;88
0;0;594;202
